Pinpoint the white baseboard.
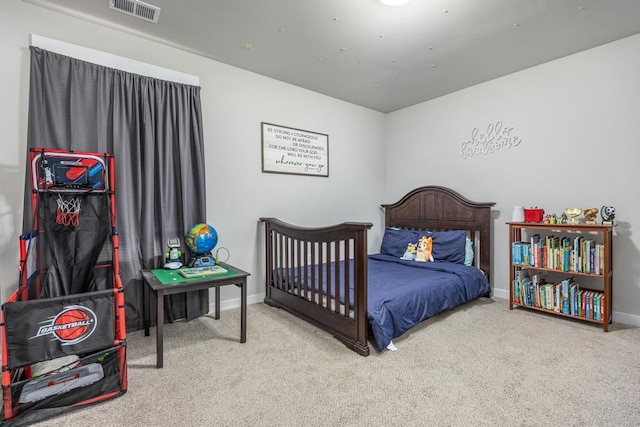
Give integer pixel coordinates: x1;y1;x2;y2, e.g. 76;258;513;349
491;287;509;300
491;287;640;328
212;292;263;313
611;311;640;327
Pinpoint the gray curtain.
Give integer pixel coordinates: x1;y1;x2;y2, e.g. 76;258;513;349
25;46;209;330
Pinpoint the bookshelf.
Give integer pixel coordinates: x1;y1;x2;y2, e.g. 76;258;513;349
507;222;613;331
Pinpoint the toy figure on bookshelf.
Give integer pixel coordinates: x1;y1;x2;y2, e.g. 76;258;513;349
559;213;568;224
583;208;598;224
564;208;582;224
601;205;615;225
543;213;558;224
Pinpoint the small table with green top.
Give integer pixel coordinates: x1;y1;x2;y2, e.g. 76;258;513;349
141;262;250;368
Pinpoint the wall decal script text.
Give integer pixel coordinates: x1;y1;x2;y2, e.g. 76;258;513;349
460;121;522;159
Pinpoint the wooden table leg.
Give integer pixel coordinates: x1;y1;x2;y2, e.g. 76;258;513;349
241;279;246;343
143;281;150;336
215;286;220;320
156;290;164;369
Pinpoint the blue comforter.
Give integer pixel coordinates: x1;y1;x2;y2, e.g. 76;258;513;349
275;254;491;352
366;254;491;351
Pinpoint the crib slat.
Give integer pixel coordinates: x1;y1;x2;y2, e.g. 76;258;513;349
319;242;325;307
334;242;341;315
285;236;291;293
344;241;350;317
310;242;316;303
277;233;284;290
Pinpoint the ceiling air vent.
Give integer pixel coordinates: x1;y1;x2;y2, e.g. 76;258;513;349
109;0;161;24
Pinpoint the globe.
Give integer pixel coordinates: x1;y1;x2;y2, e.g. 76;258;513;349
185;223;218;255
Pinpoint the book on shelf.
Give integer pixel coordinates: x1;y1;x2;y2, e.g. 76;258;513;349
573;236;584;272
577;290;583;317
513;269;529;304
512;242;531;265
541;283;553;310
561;279;570;314
523;234;538;267
531;272;545;307
511;242;521;265
563;249;570;272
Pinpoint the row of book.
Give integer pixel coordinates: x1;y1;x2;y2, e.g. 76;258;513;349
513;270;605;321
511;234;605;275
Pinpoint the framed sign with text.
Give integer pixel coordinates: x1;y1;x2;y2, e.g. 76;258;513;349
261;122;329;177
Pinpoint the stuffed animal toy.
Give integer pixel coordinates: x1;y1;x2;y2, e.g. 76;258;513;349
400;242;417;260
414;235;434;262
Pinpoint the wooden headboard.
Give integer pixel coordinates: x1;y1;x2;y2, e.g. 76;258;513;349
381;186;496;283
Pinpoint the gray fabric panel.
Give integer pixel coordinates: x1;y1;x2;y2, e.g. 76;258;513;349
25;47;209;330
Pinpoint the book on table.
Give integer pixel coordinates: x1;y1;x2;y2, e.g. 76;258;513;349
179;265;228;278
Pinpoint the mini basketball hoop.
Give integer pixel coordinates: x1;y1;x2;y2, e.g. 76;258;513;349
55;194;81;226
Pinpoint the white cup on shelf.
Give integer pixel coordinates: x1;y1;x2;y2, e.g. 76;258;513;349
512;206;525;222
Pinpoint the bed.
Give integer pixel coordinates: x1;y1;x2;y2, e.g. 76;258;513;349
260;186;495;356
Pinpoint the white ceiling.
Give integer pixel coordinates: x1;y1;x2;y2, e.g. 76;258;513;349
24;0;640;113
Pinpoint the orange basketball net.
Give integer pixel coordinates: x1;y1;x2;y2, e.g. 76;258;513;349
55;194;81;226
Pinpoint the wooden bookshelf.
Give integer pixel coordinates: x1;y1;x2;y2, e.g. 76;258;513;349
507;222;613;331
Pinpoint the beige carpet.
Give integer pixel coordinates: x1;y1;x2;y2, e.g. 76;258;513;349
32;298;640;426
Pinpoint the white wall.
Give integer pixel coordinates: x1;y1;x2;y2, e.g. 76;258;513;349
0;2;386;308
384;33;640;324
